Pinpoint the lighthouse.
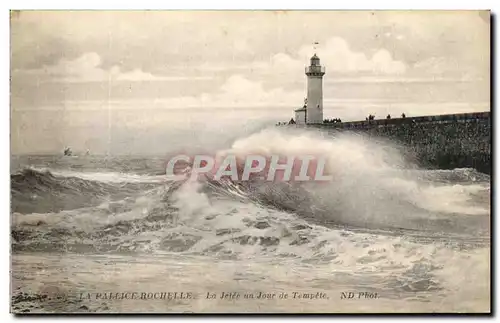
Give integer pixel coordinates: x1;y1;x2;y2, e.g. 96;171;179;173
304;53;325;124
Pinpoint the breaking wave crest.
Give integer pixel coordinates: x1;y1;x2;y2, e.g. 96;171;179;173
12;128;490;262
11;167;165;214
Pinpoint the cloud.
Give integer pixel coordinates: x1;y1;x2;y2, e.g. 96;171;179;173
112;67;173;82
149;75;303;108
203;36;410;89
191;36;407;82
14;74;303;110
299;37;406;74
259;37;407;78
13;52;213;83
324;37;406;74
210;75;302;107
35;52;108;82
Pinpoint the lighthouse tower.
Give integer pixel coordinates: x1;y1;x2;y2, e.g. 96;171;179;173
305;54;325;124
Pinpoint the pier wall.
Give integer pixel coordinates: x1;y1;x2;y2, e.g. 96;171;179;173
307;112;491;174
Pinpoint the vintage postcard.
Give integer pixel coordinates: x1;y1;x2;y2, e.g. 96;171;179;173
10;10;490;313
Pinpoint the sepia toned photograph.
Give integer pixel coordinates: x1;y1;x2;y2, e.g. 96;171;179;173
10;10;490;313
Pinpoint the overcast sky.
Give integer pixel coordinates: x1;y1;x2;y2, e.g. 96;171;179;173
10;10;490;155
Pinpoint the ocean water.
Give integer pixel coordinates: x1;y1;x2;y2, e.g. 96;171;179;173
10;127;490;313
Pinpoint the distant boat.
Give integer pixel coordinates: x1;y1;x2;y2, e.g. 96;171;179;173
63;147;73;156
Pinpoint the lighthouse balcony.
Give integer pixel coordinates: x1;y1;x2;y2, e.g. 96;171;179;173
305;66;325;75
